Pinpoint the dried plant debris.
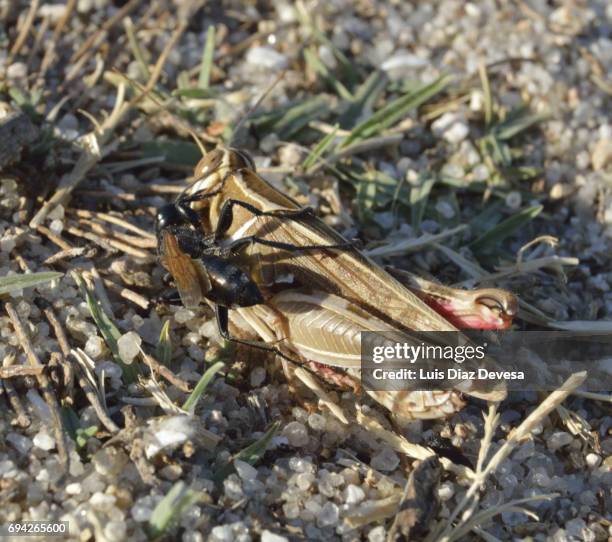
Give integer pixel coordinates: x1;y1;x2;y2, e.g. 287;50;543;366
0;1;610;541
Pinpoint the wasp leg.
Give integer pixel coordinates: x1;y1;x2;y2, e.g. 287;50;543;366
175;171;234;213
215;199;316;239
215;305;306;367
227;235;353;254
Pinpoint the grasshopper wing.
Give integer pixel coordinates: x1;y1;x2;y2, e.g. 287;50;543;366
236;290;470;420
219;170;459;333
158;230;211;309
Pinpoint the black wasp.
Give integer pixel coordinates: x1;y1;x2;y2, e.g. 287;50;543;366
155;176;351;359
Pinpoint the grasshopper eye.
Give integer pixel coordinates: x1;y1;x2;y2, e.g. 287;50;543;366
194;149;224;179
476;295;517;317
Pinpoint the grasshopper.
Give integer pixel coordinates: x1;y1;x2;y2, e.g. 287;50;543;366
158;147;516;420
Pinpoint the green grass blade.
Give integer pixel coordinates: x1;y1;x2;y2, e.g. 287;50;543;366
271;98;329;139
234;420;281;464
339;70;388;129
310;27;359;87
212;420;281;483
495;111;548;140
355;170;378;223
410;174;437;230
303;124;338;172
304;47;353;101
339;74;453;148
0;271;62;295
468;200;504;232
73;273;139;383
182;361;225;414
124;17;150;80
172;88;217;99
147;481;200;539
155;320;172;365
198;25;216;89
470;204;543;252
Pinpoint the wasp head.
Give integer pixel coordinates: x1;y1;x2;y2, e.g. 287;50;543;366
156;199;202;235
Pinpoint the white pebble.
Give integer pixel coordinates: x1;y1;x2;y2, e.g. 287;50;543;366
438;481;455;501
505;191;522;210
282;501;300;519
90;492;116;511
1;236;16;253
250;366;266;387
234;459;258;482
7;62;27;79
131;501;152;522
585;453;601;468
33;431;55;451
38;4;67;21
435;200;455;219
592;137;612;170
295;472;314;490
443;122;469;144
307;413;326;431
175;308;195;324
145;416;194;458
261;530;288;542
547;431;573;452
0;459;17;477
117;331;142;364
431;112;469;144
49;219;63;234
370;447;400;472
344;484;366;505
103;521;126;542
368;526;386;542
282;421;309;447
65;482;82;495
317;501;339;527
246;46;289;70
85;335;105;359
47;204;65;221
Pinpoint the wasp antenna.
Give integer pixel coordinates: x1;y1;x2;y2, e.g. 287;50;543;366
230;69;287;147
188;128;208;157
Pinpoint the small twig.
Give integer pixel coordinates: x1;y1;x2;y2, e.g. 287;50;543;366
43;307;75;399
26;15;50;70
434;372;587;542
71;349;120;434
5;303;69;469
43;246;88;265
0;366;45;378
73;209;156;240
66;224;152;259
8;0;40;60
14;253;33;273
101;277;150;310
77;218;156;248
69;0;142;64
1;380;30;427
35;225;72;250
142;353;191;393
52;0;78;38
